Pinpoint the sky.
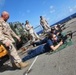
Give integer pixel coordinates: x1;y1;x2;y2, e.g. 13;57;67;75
0;0;76;32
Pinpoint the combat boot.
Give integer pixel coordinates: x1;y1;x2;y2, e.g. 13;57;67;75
12;62;21;69
19;62;29;69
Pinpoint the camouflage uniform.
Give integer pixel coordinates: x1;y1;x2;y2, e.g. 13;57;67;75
40;17;50;30
0;19;22;63
25;23;40;42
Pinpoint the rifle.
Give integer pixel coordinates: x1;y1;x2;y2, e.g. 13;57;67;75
58;31;73;43
66;30;76;38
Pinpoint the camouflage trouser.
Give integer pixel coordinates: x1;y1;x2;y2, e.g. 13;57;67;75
2;39;22;63
42;24;50;30
8;43;22;63
30;32;40;42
